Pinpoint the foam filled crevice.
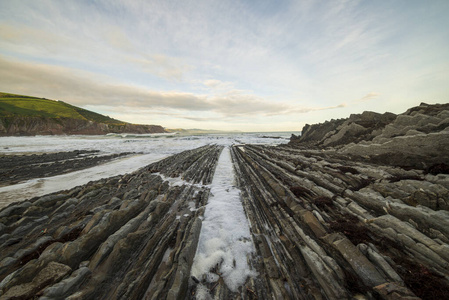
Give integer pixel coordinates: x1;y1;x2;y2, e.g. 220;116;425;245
190;146;257;294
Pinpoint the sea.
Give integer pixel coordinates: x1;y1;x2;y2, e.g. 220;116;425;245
0;131;298;208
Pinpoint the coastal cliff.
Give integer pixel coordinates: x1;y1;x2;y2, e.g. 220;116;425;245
0;116;166;136
0;92;166;136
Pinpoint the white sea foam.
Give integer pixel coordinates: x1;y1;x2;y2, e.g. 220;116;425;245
191;147;257;294
0;132;293;208
0;132;291;155
0;153;165;209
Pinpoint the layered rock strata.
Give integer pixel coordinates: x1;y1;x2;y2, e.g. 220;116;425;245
1;141;448;299
0;102;448;299
0;145;222;299
291;102;449;170
0;150;133;186
231;144;449;299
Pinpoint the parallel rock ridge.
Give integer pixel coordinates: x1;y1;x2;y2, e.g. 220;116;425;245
0;102;448;299
0;145;222;299
0;150;134;187
231;143;449;299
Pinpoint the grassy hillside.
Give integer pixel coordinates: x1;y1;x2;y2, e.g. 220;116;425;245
0;92;125;125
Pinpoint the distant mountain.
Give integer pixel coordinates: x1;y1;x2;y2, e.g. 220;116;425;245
0;92;166;136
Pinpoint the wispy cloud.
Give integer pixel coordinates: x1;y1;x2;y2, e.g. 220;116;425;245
0;56;344;120
355;92;380;102
203;79;234;90
0;21;191;83
1;0;448;130
127;54;192;81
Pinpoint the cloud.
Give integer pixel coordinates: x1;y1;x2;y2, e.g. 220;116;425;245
127;54;192;81
0;23;75;56
0;21;191;82
203;79;222;88
355;92;380;102
180;116;219;122
103;27;135;52
203;79;234;90
0;55;345;120
0;55;198;107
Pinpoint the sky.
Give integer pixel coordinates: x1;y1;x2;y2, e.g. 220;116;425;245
0;0;448;131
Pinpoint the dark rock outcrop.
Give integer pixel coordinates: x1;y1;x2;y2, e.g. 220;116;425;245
292;111;397;147
290;103;449;169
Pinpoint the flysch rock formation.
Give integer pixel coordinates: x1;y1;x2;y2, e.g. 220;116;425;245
0;150;134;187
0;102;448;299
231;143;448;299
0;145;224;299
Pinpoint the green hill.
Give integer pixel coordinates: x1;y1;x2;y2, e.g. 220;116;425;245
0;92;125;125
0;92;166;136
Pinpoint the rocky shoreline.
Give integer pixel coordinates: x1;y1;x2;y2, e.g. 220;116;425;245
290;102;449;170
0;145;221;299
0;151;135;187
0;102;448;299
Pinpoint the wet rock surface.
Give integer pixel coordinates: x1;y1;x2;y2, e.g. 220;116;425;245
0;150;134;186
0;145;222;299
231;143;449;299
0;102;448;299
0;140;447;299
